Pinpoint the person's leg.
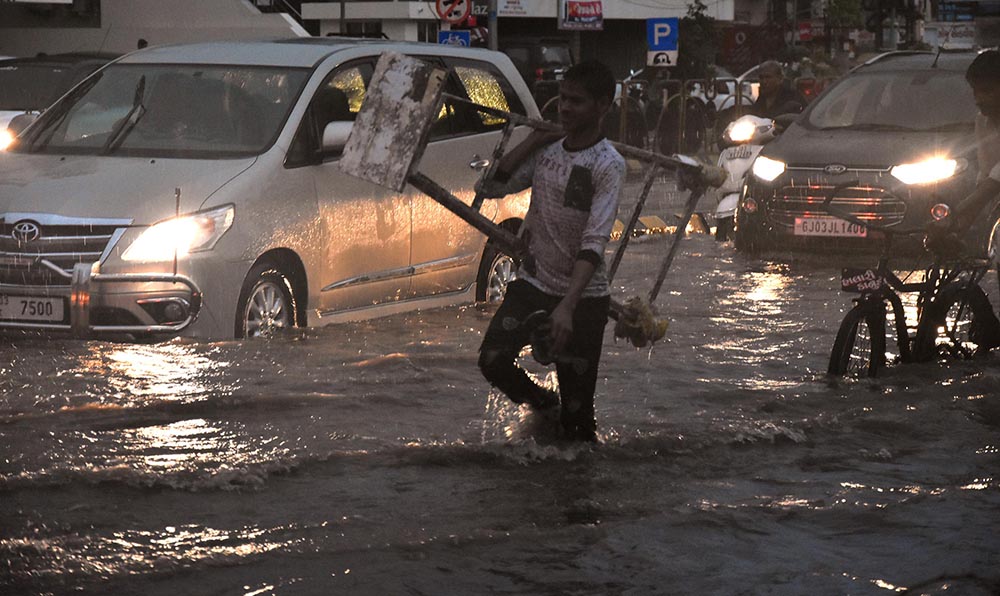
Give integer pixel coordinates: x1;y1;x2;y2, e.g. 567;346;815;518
556;294;610;441
479;280;559;408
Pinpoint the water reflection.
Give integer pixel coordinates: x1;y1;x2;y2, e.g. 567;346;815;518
72;342;235;405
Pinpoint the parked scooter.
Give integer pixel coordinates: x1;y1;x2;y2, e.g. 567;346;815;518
712;114;776;241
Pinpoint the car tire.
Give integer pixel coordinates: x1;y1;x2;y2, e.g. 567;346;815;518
715;216;733;241
236;261;297;338
476;242;515;304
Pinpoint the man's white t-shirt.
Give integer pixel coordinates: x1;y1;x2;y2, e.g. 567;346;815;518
482;137;625;298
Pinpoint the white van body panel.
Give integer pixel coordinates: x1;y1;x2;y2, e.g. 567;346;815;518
0;39;538;340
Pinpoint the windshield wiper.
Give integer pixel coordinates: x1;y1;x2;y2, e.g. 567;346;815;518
101;75;146;154
818;122;919;132
26;72;103;151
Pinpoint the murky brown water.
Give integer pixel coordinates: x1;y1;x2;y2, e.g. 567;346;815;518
3;202;1000;594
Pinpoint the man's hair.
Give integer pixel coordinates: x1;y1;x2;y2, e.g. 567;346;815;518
563;60;616;104
758;60;784;78
966;49;1000;87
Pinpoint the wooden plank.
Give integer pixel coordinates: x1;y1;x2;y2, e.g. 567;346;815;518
340;52;447;192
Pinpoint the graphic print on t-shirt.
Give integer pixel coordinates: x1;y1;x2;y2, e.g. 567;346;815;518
564;165;595;211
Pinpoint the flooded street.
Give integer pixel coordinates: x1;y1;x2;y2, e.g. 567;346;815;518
3;206;1000;594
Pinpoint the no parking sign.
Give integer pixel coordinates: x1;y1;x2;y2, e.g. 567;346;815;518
646;17;678;67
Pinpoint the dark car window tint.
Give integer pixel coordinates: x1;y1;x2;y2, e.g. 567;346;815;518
0;64;73;110
287;60;373;166
807;71;976;131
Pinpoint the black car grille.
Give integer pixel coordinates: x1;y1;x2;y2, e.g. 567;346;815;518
0;222;121;287
769;184;906;228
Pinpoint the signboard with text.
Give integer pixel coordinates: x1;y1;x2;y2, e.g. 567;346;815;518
559;0;603;31
646;17;678;66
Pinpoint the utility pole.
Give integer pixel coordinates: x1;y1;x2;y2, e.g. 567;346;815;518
488;0;498;50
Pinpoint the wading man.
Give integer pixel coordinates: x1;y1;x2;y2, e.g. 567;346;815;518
476;61;625;442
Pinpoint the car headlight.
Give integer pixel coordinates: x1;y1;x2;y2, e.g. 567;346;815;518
122;205;234;262
890;157;962;185
752;156;786;182
0;128;13;151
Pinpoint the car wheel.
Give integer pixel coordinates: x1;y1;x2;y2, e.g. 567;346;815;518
715;216;733;241
733;217;764;253
477;242;515;303
236;262;296;338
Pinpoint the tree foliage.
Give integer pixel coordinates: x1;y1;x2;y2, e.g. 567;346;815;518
677;0;719;80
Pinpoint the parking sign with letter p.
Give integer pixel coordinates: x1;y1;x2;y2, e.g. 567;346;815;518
646;17;679;67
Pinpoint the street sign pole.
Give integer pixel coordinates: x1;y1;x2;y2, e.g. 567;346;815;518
488;0;497;50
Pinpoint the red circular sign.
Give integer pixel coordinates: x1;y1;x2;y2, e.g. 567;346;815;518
436;0;471;24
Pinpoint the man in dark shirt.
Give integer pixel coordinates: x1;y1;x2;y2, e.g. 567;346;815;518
748;60;806;120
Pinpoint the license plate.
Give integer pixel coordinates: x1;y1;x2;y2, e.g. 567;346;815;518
793;217;867;237
0;294;65;322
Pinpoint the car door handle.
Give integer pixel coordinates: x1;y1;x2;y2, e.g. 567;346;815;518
469;156;491;171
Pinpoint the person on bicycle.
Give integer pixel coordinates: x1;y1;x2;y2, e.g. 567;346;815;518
951;49;1000;231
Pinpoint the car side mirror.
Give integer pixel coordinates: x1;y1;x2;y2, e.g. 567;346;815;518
774;112;799;131
8;112;38;136
321;121;354;154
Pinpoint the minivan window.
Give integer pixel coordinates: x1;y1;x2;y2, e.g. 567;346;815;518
806;70;976;132
18;64;310;158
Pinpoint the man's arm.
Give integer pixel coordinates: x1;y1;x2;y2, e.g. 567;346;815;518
476;128;563;198
954;176;1000;229
549;258;598;355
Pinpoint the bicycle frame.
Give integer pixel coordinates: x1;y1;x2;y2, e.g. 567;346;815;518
825;182;998;373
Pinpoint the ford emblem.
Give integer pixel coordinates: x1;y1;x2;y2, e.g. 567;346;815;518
824;164;848;175
12;220;41;244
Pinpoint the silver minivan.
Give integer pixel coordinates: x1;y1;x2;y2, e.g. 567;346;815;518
0;39;535;338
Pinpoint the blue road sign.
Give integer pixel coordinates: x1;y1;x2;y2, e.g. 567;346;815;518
647;17;679;51
438;30;471;46
646;17;678;66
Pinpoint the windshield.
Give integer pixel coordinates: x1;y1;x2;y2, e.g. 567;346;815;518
0;63;77;111
538;45;572;67
17;64;310;158
807;70;976;132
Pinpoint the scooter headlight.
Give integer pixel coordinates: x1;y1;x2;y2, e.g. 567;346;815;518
726;118;758;143
122;205;234;262
751;156;786;182
890;157;964;185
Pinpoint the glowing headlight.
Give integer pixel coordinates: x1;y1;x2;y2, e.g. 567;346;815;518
726;118;757;143
122;205;234;262
890;157;961;185
752;156;786;182
0;128;13;151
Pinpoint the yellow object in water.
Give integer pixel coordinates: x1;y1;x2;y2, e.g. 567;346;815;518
613;296;669;348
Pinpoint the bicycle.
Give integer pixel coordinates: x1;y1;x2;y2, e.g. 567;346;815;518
824;183;1000;377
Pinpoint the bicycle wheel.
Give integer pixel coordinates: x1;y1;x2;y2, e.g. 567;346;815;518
829;303;887;377
911;283;1000;361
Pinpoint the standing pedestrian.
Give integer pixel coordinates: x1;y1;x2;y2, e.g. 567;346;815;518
476;60;626;442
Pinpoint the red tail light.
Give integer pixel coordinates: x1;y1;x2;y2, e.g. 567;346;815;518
535;67;544;81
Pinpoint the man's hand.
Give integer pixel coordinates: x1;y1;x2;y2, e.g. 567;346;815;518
549;301;574;356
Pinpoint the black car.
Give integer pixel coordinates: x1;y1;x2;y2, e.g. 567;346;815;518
0;52;117;123
501;38;573;117
735;51;984;253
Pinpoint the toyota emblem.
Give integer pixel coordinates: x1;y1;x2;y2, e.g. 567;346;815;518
824;164;848;175
12;220;41;244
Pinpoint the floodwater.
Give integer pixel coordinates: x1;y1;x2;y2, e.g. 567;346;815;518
3;215;1000;595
